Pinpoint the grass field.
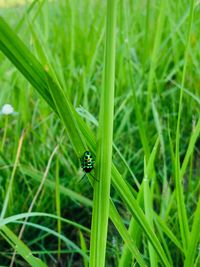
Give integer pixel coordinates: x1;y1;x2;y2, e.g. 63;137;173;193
0;0;200;266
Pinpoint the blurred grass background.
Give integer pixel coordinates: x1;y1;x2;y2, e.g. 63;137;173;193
0;0;30;8
0;0;200;266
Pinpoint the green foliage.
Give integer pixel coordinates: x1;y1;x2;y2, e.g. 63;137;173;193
0;0;200;266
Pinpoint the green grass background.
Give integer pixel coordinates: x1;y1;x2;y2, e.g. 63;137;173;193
0;0;200;266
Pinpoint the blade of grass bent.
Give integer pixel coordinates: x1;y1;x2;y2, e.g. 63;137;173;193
90;0;117;266
0;17;55;111
12;221;89;261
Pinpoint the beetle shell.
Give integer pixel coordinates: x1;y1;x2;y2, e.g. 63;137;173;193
81;151;95;173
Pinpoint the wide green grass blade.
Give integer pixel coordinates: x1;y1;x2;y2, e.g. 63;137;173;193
0;17;55;111
90;0;117;266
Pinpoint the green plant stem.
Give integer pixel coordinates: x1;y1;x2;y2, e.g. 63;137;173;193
1;115;8;152
89;1;117;266
55;156;61;262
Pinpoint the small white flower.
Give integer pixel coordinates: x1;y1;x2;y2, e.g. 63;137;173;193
124;38;129;44
1;104;14;115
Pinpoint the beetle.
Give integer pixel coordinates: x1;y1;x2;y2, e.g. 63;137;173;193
80;151;97;181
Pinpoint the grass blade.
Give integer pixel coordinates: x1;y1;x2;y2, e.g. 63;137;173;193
184;196;200;267
0;225;47;267
180;117;200;178
55;156;61;262
143;139;160;266
79;230;89;267
174;0;195;251
0;17;55;111
1;130;25;218
146;0;166;118
110;200;147;267
90;0;117;266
